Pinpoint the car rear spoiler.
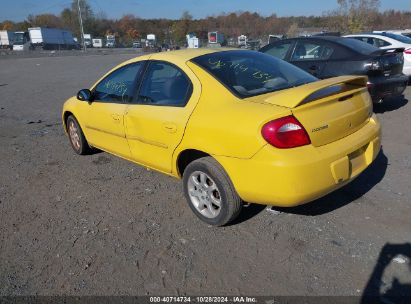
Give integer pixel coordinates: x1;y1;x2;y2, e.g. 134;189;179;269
263;76;368;108
372;47;405;55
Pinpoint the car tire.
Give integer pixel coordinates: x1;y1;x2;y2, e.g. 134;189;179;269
183;157;243;226
66;115;91;155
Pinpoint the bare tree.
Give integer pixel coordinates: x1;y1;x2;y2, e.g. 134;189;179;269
327;0;381;33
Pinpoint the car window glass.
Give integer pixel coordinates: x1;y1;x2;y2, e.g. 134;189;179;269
340;37;379;54
375;38;391;47
263;42;292;59
192;50;317;98
94;63;143;102
292;41;334;61
137;61;192;107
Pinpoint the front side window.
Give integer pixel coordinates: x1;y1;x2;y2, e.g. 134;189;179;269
93;63;143;103
262;42;293;60
137;61;192;107
291;41;334;61
192;50;317;98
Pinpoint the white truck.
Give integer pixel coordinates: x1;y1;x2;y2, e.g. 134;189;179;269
186;34;199;48
146;34;156;48
92;38;103;48
13;31;31;51
106;35;115;48
0;31;14;49
84;33;92;47
28;27;78;50
238;35;247;47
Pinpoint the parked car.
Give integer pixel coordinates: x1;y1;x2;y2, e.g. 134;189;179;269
373;29;411;39
260;36;408;103
344;32;411;77
62;49;381;226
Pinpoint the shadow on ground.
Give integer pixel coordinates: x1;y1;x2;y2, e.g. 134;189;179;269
374;95;408;113
361;243;411;304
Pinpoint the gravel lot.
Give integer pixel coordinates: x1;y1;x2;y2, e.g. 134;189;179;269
0;51;410;299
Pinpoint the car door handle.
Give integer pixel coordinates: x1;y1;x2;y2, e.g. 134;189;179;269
163;123;177;133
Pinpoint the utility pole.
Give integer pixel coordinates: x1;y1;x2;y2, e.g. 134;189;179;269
77;0;86;51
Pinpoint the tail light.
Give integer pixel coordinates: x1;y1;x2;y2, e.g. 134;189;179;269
364;60;382;71
262;116;311;149
405;48;411;55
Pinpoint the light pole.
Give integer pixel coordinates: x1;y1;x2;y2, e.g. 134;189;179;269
77;0;86;51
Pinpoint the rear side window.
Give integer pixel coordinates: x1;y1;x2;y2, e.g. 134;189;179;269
262;42;293;59
94;63;143;102
291;41;334;61
341;37;380;55
375;38;391;47
192;50;317;98
137;61;192;107
354;36;391;48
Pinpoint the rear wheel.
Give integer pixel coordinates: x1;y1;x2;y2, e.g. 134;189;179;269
183;157;242;226
66;115;91;155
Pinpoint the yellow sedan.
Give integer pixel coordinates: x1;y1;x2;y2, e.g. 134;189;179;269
62;49;381;226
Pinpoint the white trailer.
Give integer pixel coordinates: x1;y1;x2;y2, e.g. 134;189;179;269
0;31;14;49
92;38;103;48
187;37;199;48
186;34;199;48
28;27;78;50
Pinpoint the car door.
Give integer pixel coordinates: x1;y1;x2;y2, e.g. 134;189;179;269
79;62;145;158
289;40;334;78
124;60;200;173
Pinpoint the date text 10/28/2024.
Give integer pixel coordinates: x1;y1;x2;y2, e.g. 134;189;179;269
150;296;257;303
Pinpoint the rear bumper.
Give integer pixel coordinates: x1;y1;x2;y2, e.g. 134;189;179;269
368;74;408;101
215;114;381;207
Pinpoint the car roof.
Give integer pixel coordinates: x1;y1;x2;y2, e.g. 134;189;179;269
344;33;398;40
285;36;346;43
138;48;233;63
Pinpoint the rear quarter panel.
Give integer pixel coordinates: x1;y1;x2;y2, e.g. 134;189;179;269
173;62;292;171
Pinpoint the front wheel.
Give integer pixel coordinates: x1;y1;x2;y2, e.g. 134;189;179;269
183;157;242;226
66;115;92;155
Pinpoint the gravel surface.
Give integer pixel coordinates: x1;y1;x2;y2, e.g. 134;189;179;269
0;52;410;298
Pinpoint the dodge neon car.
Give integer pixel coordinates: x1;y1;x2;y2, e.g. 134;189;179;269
62;49;381;226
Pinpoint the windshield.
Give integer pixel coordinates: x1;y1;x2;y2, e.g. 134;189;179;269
382;32;411;44
14;33;25;45
341;37;379;55
191;50;317;98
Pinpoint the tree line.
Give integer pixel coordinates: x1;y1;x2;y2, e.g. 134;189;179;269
1;0;410;46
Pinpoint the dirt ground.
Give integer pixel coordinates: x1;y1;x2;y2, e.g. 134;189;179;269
0;51;410;299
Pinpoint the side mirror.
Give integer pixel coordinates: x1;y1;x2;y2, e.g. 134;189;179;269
77;89;92;102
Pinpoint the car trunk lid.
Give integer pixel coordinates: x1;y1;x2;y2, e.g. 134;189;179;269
255;76;373;147
372;48;405;76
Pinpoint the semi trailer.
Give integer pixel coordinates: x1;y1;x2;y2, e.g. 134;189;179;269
28;27;78;50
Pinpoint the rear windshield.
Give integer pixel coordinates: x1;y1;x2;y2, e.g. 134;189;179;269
340;37;379;55
191;50;317;98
